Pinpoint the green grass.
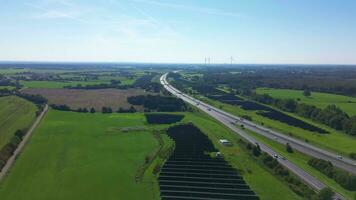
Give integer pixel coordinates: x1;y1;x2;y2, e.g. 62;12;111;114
0;111;161;200
0;96;37;149
256;88;356;116
197;95;356;157
244;128;356;199
0;109;301;200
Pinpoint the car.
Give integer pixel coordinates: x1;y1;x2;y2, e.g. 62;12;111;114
274;154;278;158
337;155;343;159
207;108;211;111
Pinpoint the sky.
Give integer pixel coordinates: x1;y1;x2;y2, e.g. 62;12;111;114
0;0;356;64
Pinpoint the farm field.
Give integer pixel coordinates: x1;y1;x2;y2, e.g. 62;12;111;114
0;109;301;200
256;88;356;116
23;88;148;110
197;95;356;157
0;110;162;200
0;96;37;149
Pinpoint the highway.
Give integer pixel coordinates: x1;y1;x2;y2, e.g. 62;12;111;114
160;73;347;199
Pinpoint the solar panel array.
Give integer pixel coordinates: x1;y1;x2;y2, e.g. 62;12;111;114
159;124;259;200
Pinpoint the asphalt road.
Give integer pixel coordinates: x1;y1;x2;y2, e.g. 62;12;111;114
161;73;346;199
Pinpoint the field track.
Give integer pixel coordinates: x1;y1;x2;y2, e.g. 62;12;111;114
0;105;48;182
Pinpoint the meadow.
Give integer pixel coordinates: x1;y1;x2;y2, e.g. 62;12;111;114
0;109;301;200
0;96;37;149
256;88;356;116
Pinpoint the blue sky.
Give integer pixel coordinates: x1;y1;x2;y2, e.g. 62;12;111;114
1;0;356;64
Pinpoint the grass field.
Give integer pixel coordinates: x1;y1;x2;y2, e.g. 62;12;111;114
23;88;148;111
0;111;162;200
0;110;301;200
0;96;37;149
256;88;356;116
197;95;356;157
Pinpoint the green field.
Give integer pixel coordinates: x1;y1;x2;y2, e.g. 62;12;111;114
256;88;356;116
0;110;301;200
0;96;37;149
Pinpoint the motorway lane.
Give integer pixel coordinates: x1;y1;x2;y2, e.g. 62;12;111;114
161;73;346;199
161;73;356;175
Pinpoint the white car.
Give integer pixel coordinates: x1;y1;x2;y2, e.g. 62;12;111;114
337;155;343;159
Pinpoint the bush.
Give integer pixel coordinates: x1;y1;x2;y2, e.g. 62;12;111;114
102;107;113;113
286;143;294;153
309;158;356;190
315;188;334;200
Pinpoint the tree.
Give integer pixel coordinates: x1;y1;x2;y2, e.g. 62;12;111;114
315;188;334;200
90;107;96;113
286;143;294;153
252;144;261;157
303;89;311;97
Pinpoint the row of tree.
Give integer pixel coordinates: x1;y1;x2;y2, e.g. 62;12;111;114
50;104;137;114
242;140;328;199
0;130;25;171
252;93;356;136
308;158;356;191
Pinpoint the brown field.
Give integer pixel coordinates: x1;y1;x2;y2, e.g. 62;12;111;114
23;88;148;111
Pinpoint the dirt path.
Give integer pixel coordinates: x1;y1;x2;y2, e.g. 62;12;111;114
0;104;48;182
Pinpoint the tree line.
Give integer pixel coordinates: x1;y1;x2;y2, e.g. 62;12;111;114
50;104;137;114
240;139;335;199
252;93;356;136
308;158;356;191
0;130;26;171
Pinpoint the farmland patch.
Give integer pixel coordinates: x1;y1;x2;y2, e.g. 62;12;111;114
23;88;148;111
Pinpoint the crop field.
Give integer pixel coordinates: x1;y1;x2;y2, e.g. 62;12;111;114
23;88;148;110
0;96;37;149
256;88;356;116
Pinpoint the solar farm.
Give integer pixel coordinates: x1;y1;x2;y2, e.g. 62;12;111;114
159;124;259;200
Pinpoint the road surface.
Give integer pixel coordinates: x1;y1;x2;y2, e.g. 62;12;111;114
161;73;346;199
0;104;48;182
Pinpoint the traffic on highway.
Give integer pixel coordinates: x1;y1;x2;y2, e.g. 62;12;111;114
161;73;347;199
